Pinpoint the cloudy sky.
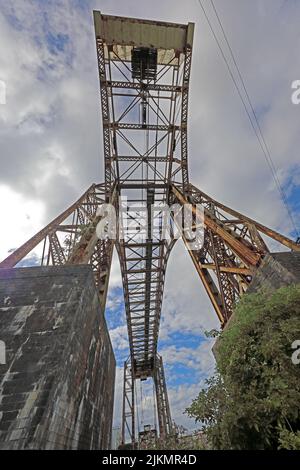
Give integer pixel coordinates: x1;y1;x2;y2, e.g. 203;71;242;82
1;0;300;434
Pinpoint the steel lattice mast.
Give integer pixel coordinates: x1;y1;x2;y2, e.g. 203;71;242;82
1;11;300;447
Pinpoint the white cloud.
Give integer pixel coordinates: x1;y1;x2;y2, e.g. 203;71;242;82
168;381;207;430
112;366;124;429
161;339;216;376
108;250;123;289
110;324;129;352
160;240;220;342
0;185;45;260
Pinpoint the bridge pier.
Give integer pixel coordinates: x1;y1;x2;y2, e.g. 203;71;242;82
0;265;115;449
213;251;300;359
247;251;300;293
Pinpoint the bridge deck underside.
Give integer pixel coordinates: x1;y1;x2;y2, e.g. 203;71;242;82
118;231;172;377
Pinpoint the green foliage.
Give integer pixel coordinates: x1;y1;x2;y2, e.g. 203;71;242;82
186;284;300;449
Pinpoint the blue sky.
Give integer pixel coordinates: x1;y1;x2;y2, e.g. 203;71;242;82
1;0;300;431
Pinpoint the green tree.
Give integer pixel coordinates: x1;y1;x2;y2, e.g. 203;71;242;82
186;285;300;449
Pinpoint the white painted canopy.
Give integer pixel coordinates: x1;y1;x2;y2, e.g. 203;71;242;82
93;11;194;65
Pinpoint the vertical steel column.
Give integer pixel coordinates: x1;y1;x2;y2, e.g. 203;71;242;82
96;39;114;197
154;354;173;438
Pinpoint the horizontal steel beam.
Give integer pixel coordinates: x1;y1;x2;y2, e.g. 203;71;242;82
107;80;183;93
0;185;97;269
110;123;180;131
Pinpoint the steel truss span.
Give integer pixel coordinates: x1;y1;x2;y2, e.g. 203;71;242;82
94;11;195;445
2;11;299;448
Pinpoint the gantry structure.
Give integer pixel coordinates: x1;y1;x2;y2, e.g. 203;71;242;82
1;12;299;446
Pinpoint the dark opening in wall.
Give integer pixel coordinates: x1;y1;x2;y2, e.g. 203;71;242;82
131;47;157;81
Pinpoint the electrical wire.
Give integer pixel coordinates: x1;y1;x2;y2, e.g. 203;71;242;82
210;0;299;239
196;0;299;238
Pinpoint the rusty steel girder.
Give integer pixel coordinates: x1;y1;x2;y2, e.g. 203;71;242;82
171;183;300;325
2;11;299;447
93;12;195;445
0;183;116;310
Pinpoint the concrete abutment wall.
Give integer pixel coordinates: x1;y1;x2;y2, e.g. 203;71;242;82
0;265;115;449
213;251;300;359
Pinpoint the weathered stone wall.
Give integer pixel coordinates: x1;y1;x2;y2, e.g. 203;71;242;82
247;251;300;293
0;265;115;449
213;251;300;360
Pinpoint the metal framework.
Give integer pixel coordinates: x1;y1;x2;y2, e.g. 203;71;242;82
0;183;115;310
1;11;300;447
171;183;300;326
93;12;195;444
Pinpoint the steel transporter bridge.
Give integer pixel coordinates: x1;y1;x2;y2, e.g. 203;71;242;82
1;12;299;446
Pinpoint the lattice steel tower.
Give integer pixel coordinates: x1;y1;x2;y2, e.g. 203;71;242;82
1;12;299;446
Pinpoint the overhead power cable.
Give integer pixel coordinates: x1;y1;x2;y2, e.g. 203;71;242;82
196;0;299;238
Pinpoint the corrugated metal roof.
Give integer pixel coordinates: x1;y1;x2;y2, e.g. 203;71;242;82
94;11;194;65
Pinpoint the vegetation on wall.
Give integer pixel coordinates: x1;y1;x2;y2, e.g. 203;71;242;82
186;285;300;450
